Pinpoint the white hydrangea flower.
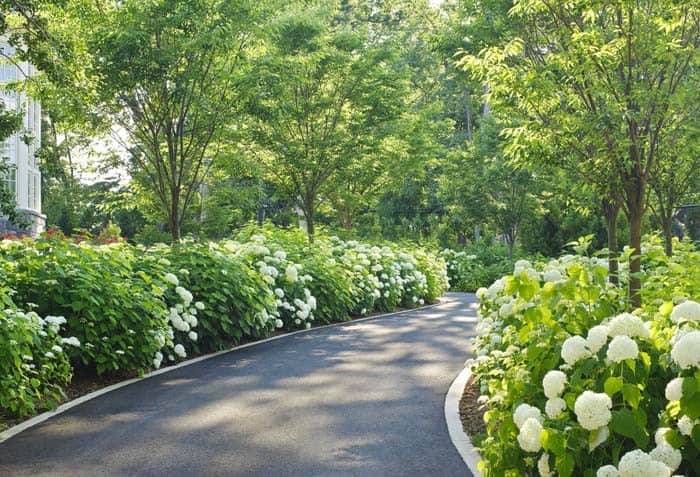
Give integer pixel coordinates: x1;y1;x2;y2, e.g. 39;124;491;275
514;259;533;273
487;278;505;299
607;335;639;363
650;442;682;471
499;301;514;317
173;344;186;358
513;403;543;429
561;336;591;365
678;415;696;436
61;336;81;347
538;453;553;477
516;417;543;452
274;288;285;298
476;287;488;301
607;313;650;339
618;449;671;477
670;300;700;323
587;325;609;353
671;331;700;369
597;465;620;477
194;301;205;311
164;273;179;286
655;427;671;446
665;378;684;402
574;391;612;430
542;370;567;398
275;319;284;329
545;397;566;418
188;331;197;341
175;286;193;307
285;265;298;283
543;269;563;283
153;351;163;369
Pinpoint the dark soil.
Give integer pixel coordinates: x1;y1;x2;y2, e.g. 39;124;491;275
459;375;486;437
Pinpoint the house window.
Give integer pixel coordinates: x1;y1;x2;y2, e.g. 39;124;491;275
1;164;16;198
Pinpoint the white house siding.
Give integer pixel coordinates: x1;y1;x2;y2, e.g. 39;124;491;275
0;41;44;236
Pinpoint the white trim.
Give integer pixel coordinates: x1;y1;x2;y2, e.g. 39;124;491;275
445;366;483;477
0;299;448;443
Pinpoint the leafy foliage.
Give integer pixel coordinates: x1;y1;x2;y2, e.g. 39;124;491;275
0;228;447;418
471;237;700;475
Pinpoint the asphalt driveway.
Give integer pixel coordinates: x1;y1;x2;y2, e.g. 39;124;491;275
0;292;478;477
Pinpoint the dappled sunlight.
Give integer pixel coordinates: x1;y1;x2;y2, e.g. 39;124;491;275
0;294;478;477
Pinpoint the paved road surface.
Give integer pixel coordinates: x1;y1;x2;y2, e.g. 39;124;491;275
0;292;478;477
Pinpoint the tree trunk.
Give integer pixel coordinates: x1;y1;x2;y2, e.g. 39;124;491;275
628;205;643;309
602;198;620;286
169;190;181;242
169;213;181;242
342;208;352;231
662;216;673;257
304;198;315;243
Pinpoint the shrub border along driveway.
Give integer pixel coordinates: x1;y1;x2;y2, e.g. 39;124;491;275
0;301;443;444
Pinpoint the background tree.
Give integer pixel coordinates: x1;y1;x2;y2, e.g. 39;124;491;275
89;0;265;241
245;4;408;241
461;1;700;306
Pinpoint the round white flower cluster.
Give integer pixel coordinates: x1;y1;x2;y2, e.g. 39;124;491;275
60;336;81;347
544;397;566;419
542;370;567;398
649;442;682;472
574;391;612;430
606;335;639;363
586;325;609;353
561;335;591;365
665;377;683;402
670;330;700;369
542;269;563;283
513;403;543;428
670;300;700;323
677;415;698;436
517;417;543;452
175;286;193;308
606;313;650;339
615;448;671;477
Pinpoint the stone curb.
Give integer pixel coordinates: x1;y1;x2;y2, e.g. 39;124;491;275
445;365;484;476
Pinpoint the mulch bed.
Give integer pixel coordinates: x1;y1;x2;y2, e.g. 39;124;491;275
459;375;486;437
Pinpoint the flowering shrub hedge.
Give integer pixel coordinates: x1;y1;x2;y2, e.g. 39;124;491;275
470;237;700;476
0;228;447;418
441;246;521;292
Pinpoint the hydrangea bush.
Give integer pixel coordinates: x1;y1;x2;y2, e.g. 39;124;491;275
441;245;519;292
0;227;447;418
471;237;700;476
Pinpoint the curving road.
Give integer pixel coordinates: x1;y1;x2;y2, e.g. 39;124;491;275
0;292;478;477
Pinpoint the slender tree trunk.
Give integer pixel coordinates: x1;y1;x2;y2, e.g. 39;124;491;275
628;206;642;308
170;191;181;242
342;208;352;230
304;197;315;243
662;216;673;257
602;198;620;286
